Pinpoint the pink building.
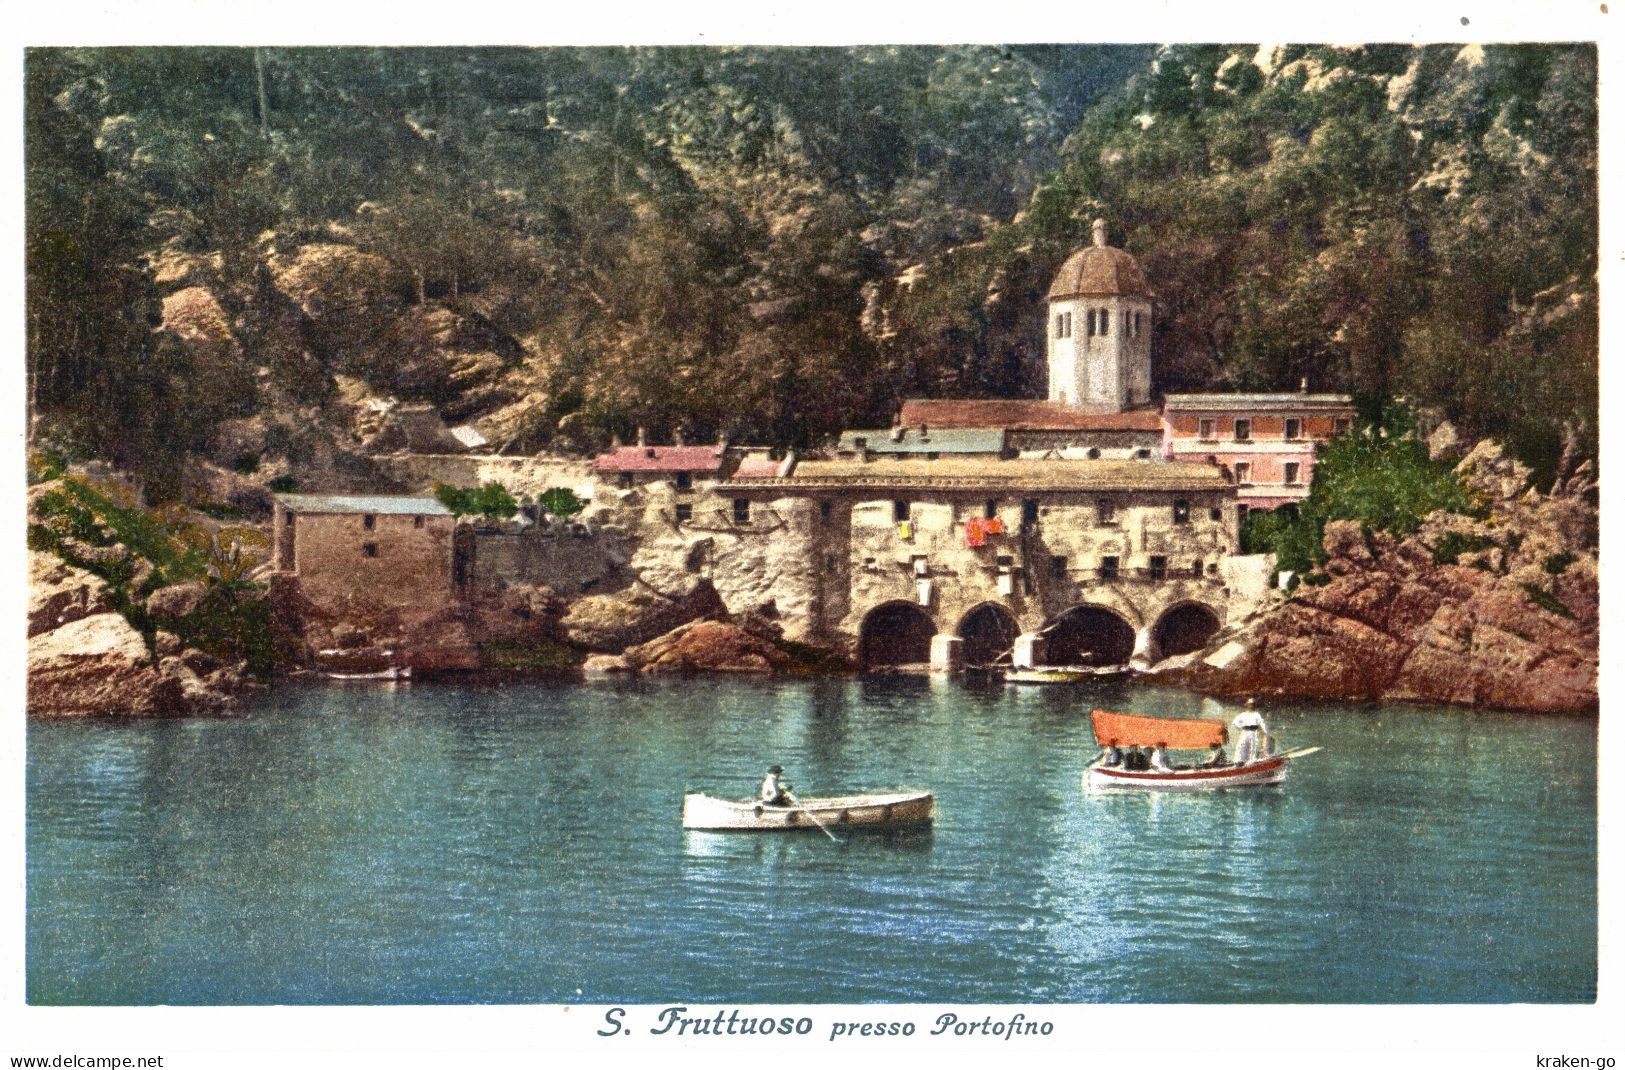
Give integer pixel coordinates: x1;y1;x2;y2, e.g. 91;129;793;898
1162;393;1356;513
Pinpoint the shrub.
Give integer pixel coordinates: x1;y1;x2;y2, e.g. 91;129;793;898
267;474;298;493
435;481;519;521
538;487;587;519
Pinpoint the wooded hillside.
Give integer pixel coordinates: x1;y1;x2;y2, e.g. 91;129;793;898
26;44;1595;493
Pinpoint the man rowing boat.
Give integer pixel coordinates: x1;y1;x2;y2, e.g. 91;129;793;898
760;764;792;806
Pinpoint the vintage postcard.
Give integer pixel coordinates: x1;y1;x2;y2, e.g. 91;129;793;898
7;2;1619;1065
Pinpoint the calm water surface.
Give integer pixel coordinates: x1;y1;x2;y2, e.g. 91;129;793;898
27;675;1596;1004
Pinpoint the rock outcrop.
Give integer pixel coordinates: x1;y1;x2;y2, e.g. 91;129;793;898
1168;444;1597;712
29;553;112;638
561;577;728;652
621;618;852;675
624;619;798;674
27;610;243;716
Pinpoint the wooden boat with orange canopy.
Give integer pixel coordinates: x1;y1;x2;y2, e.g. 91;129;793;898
1085;708;1318;792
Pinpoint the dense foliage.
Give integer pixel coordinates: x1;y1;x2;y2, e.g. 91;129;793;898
1240;406;1482;580
433;481;519;520
25;44;1595;493
893;45;1596;482
537;488;586;519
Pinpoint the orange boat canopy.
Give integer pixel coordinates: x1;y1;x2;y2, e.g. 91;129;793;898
1091;709;1228;749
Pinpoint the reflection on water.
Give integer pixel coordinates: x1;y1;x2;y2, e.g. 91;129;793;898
682;823;936;862
27;676;1596;1004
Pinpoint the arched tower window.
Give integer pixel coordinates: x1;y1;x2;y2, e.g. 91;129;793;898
1099;309;1109;336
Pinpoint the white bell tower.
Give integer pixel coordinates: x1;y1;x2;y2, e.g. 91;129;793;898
1046;218;1153;412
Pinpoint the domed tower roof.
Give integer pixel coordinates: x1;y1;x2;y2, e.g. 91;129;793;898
1046;218;1150;299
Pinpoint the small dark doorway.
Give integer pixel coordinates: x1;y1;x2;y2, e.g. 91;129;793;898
1044;606;1135;666
859;603;936;669
1153;603;1221;658
957;604;1019;666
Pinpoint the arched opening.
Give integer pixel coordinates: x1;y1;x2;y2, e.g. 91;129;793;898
859;602;936;670
956;603;1019;666
1154;603;1221;658
1044;606;1135;666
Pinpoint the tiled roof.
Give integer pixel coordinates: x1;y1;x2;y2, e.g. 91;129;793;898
591;445;726;473
1163;393;1355;411
898;399;1163;431
837;428;1006;454
275;493;452;516
733;457;1231;492
1047;245;1150;299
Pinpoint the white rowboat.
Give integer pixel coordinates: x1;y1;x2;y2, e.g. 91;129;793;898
1006;665;1122;684
681;790;934;831
1086;754;1291;792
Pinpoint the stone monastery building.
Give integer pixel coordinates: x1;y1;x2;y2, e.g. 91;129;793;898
273;219;1354;672
721;218;1355;669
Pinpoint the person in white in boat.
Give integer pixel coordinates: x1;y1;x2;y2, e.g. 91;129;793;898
1231;699;1272;765
760;764;792;806
1096;739;1124;768
1202;743;1230;768
1150;742;1173;772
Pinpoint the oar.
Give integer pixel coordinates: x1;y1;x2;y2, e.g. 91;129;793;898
784;790;840;843
1278;746;1322;760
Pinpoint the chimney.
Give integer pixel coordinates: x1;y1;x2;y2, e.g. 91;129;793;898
610;433;622;449
673;427;686;447
717;429;730;451
1092;218;1108;249
776;449;797;478
918;422;929;439
636;426;647;447
890;425;905;443
1299;377;1309;394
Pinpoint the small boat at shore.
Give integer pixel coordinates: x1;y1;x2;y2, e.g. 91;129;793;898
325;666;412;681
681;790;934;831
1006;664;1126;684
1084;708;1319;792
314;647;410;681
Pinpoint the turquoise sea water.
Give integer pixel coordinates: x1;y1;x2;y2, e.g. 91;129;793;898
26;675;1596;1004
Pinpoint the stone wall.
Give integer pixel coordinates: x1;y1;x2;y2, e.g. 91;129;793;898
379;453;599;501
289;511;457;620
467;527;630;596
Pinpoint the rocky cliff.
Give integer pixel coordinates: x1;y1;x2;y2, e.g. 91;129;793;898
28;552;248;716
1164;443;1597;713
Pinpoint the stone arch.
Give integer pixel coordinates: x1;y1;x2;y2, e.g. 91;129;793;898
956;602;1020;666
1152;601;1222;658
1043;604;1136;666
859;601;936;669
